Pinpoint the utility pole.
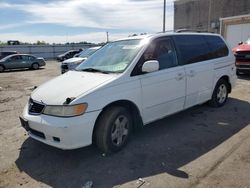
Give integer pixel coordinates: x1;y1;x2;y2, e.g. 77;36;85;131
163;0;166;32
106;31;109;43
208;0;212;32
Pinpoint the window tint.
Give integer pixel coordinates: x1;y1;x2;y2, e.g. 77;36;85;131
204;35;229;58
22;56;30;60
154;39;178;69
173;35;211;65
22;55;35;61
10;55;21;61
29;56;36;60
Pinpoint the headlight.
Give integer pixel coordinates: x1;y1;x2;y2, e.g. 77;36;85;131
43;103;88;117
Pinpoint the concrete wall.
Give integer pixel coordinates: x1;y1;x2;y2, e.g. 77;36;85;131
174;0;250;33
0;44;95;59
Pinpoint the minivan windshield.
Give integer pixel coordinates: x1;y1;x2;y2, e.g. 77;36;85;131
76;39;143;73
79;48;99;58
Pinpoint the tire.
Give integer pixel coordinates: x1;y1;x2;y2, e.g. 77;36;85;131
209;79;229;107
94;106;132;153
32;63;39;70
236;69;241;76
0;65;4;72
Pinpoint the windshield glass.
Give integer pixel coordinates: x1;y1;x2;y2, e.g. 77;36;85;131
79;48;99;58
76;39;143;73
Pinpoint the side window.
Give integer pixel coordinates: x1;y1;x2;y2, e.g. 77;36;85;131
10;55;21;61
22;56;29;61
29;56;36;61
154;39;178;70
204;36;229;58
132;38;178;76
173;35;211;65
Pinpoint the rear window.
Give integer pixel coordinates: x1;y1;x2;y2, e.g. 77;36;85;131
173;35;229;65
204;35;229;59
173;35;211;65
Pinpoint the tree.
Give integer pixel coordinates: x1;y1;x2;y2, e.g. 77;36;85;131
36;40;47;45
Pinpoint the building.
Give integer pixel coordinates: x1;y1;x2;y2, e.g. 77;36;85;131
174;0;250;48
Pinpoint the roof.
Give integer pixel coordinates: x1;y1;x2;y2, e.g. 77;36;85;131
114;32;221;42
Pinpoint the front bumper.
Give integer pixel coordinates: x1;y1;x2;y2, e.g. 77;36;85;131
61;64;68;74
21;104;101;150
236;61;250;70
61;64;79;74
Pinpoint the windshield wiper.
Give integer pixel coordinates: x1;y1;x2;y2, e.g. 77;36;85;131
80;68;109;74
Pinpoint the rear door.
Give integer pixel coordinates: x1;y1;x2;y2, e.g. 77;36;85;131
5;55;22;69
20;55;32;68
134;37;186;123
173;35;214;108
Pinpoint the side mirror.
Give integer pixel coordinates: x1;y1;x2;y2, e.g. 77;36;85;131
142;60;159;73
238;41;243;45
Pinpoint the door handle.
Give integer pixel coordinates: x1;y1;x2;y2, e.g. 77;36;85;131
175;73;184;81
188;70;196;77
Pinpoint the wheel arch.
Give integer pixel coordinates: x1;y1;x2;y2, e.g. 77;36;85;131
218;75;232;93
0;64;5;69
92;100;143;141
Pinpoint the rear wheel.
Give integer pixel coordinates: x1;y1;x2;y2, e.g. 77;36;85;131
209;79;229;107
94;106;132;153
32;63;39;70
0;65;4;72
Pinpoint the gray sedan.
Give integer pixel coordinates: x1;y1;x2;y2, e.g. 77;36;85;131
0;54;46;72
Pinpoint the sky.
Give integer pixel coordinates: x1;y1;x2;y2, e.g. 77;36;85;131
0;0;174;44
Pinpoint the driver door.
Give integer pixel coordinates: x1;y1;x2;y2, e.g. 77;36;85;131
135;37;186;124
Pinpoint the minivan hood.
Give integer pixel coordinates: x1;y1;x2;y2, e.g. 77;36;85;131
232;44;250;52
31;71;117;105
63;57;86;64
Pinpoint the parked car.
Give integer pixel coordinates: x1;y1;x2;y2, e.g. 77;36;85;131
72;48;85;57
20;33;236;153
56;49;82;62
0;54;46;72
232;38;250;75
0;51;18;60
61;46;101;74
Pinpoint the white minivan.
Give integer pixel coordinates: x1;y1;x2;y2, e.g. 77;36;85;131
20;32;236;153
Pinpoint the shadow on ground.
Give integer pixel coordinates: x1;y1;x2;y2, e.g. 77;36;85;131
237;73;250;81
16;98;250;188
1;68;44;73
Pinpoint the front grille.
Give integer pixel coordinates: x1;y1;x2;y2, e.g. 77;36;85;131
236;64;250;69
28;98;45;114
61;64;68;69
235;51;250;55
235;51;250;62
29;128;45;139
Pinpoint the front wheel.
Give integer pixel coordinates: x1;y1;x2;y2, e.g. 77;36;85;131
0;65;4;72
209;79;229;107
94;106;132;153
32;63;39;70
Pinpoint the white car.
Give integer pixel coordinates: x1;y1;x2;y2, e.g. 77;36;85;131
20;32;236;153
61;46;101;74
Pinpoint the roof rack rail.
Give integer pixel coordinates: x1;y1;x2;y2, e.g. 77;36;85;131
175;29;214;33
156;30;174;34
